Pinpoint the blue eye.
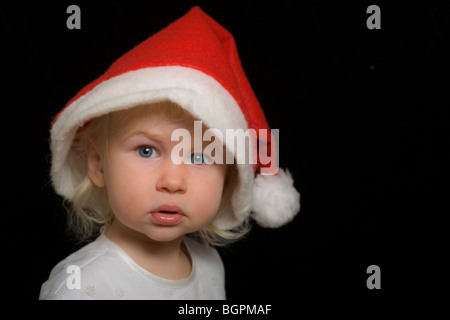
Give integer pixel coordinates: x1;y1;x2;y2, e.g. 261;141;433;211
190;153;206;165
137;146;157;158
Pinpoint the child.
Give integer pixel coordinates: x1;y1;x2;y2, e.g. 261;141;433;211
40;6;300;300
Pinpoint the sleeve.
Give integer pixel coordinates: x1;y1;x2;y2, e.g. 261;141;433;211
39;261;116;300
39;262;87;300
39;239;112;300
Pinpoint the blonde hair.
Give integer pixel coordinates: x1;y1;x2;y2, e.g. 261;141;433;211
66;100;249;246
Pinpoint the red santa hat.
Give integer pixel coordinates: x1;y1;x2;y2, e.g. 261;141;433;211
50;6;300;230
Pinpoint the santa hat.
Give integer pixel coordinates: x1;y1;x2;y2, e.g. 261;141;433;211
50;6;300;230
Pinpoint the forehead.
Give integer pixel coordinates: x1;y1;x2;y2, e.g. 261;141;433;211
110;103;194;129
107;104;212;140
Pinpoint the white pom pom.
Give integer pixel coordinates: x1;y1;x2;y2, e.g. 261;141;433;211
252;169;300;228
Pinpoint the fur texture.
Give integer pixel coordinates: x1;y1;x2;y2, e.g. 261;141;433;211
252;169;300;228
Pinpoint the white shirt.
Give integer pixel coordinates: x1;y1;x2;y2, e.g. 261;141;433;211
39;234;226;300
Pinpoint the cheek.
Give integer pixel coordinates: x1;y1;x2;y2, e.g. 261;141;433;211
192;169;226;215
103;157;151;217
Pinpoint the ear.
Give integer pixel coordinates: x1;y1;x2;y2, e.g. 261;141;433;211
86;142;106;188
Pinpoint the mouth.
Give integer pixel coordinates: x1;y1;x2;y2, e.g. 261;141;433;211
150;205;185;225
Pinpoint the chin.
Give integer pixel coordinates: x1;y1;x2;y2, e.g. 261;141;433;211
143;227;187;243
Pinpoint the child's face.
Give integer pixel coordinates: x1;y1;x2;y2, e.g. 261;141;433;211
88;108;227;243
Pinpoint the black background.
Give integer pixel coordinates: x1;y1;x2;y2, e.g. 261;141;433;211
1;0;449;304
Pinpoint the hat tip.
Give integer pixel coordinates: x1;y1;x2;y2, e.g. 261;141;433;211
252;168;300;228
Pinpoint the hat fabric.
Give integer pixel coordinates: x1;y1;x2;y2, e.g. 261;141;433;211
51;6;300;230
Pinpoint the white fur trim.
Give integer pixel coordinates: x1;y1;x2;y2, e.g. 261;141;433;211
252;169;300;228
50;66;253;230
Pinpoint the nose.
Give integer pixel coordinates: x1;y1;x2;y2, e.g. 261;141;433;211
155;160;187;194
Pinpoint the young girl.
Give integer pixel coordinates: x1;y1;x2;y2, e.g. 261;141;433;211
40;6;300;300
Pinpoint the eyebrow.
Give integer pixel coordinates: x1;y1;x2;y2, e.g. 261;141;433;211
122;130;166;143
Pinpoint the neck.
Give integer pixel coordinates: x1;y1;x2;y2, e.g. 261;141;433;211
104;218;191;279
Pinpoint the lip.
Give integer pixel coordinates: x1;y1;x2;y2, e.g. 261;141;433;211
150;205;185;226
152;205;184;213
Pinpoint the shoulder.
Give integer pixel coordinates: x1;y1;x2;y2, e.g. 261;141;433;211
185;237;222;261
184;237;226;299
185;236;224;274
39;234;117;300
